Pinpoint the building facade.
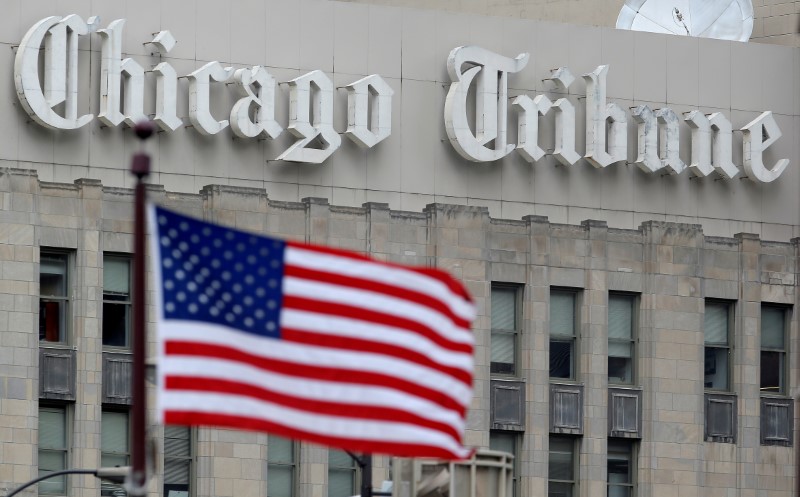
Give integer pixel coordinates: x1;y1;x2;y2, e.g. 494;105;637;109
0;1;799;497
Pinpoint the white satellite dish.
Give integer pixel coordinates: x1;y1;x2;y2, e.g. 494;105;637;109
616;0;754;42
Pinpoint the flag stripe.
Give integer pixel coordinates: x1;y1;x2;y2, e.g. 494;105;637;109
165;340;468;415
162;391;469;452
283;264;472;329
283;277;471;345
285;245;475;320
281;327;472;385
279;309;473;371
162;323;472;406
166;376;463;441
164;411;470;460
282;295;472;354
161;356;465;429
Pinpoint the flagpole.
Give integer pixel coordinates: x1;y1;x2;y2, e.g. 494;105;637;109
130;120;154;495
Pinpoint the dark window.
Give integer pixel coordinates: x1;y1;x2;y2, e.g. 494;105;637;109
39;253;69;343
38;406;69;495
550;290;578;379
548;436;576;497
268;435;296;497
164;426;192;497
491;285;521;376
103;256;132;347
607;440;635;497
760;305;788;394
490;431;518;497
101;410;129;497
328;449;356;497
704;301;732;391
608;294;635;385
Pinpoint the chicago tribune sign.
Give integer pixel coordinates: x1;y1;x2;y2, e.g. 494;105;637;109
15;15;393;164
14;16;789;182
444;46;789;183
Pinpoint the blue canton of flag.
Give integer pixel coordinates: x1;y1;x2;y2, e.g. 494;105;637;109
157;208;285;338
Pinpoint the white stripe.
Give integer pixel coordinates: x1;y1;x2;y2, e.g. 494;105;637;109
285;246;476;321
161;322;473;407
161;390;471;457
161;356;465;430
280;309;473;372
283;277;472;346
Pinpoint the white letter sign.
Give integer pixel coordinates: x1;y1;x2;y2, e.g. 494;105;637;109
15;15;96;129
444;46;529;162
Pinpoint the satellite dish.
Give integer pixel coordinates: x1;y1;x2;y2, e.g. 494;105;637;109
616;0;754;42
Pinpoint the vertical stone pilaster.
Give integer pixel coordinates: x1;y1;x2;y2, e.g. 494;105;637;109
735;232;761;497
523;214;550;497
363;202;389;260
0;169;39;497
302;198;330;246
581;219;609;497
639;222;705;497
73;178;103;497
425;204;490;450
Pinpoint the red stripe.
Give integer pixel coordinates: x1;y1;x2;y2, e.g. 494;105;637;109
164;411;472;460
165;341;467;416
281;328;472;386
282;295;473;354
166;376;462;442
286;241;473;303
284;264;472;329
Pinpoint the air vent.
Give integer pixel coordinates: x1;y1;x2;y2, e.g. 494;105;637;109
705;393;737;443
40;347;76;401
550;383;583;435
103;352;133;405
608;387;642;438
491;379;525;430
761;397;793;446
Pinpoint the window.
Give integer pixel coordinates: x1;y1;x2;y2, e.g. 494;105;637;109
608;294;635;384
607;440;635;497
103;256;132;347
164;426;192;497
761;305;788;395
38;406;69;495
489;431;518;497
39;252;69;343
704;301;732;390
268;435;296;497
550;290;578;379
548;436;576;497
327;449;356;497
492;285;521;375
101;410;130;497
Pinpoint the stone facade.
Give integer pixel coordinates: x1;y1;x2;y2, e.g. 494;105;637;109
0;167;796;497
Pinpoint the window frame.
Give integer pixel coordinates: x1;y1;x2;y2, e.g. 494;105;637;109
102;254;133;349
759;303;790;396
327;448;359;497
39;250;72;345
489;430;519;497
267;434;298;497
547;435;577;497
38;404;71;496
163;426;195;497
607;439;636;497
549;288;580;381
607;293;638;386
100;408;131;497
703;299;734;392
491;283;523;377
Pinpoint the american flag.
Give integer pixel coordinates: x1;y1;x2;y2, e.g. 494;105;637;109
149;205;476;459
